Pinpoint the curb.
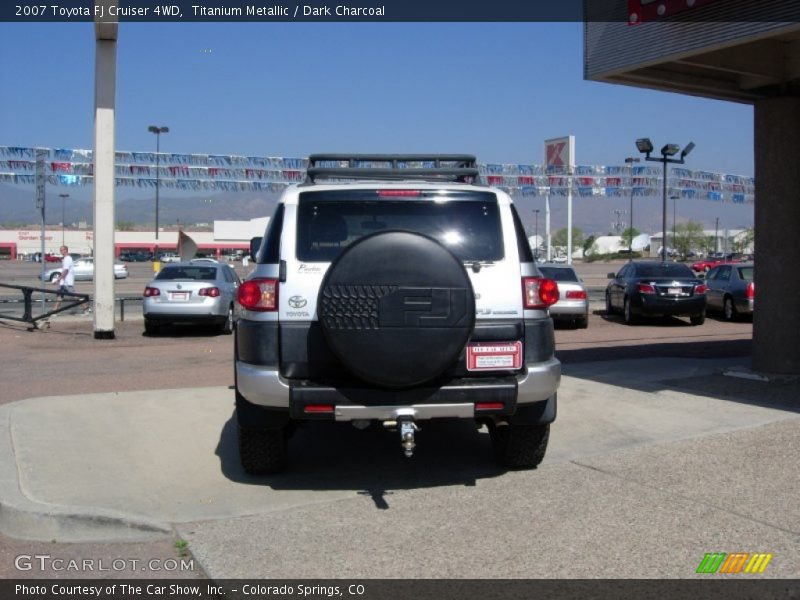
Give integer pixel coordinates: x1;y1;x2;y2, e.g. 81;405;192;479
0;405;171;542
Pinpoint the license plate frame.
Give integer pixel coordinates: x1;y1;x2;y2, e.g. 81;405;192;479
668;287;682;295
466;341;522;371
170;292;189;301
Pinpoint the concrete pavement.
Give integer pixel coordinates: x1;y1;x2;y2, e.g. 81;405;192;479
1;357;797;577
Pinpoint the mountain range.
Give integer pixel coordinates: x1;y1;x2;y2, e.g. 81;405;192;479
0;183;753;236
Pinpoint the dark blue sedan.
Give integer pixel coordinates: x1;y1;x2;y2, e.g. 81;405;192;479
605;261;707;326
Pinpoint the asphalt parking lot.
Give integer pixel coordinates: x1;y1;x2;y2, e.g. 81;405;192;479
0;259;797;583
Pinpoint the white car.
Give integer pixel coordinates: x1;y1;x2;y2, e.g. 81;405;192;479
537;265;589;328
158;253;180;263
41;257;128;282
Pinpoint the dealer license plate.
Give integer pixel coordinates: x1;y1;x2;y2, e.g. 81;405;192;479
467;341;522;371
668;287;682;295
170;292;188;301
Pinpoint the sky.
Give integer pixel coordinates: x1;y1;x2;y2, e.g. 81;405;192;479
0;20;756;232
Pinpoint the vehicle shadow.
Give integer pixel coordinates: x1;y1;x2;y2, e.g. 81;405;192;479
142;324;230;338
215;411;506;504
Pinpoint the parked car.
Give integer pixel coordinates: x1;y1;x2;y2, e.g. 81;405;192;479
120;251;150;262
157;252;180;263
538;265;589;328
692;257;741;272
41;257;128;282
143;262;240;334
705;262;754;320
605;261;707;325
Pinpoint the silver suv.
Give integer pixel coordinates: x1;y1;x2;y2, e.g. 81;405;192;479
234;155;561;473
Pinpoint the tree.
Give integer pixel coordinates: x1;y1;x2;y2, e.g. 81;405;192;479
582;234;596;257
620;227;640;250
732;228;755;254
552;227;584;253
672;220;705;259
117;220;135;231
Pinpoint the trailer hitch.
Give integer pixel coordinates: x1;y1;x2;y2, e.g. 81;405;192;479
382;412;420;458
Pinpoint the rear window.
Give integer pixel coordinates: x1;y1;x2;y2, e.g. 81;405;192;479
296;190;504;262
738;266;754;281
538;267;578;282
635;263;694;278
156;266;218;281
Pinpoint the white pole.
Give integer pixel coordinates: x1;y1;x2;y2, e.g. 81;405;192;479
545;194;551;261
567;179;573;265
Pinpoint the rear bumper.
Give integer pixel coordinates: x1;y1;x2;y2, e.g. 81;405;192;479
632;295;706;316
549;300;588;319
235;357;560;422
736;297;754;315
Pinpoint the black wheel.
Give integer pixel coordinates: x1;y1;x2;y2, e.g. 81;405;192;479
723;296;737;321
690;312;706;326
623;297;636;325
576;315;588;329
220;305;234;334
144;318;160;335
490;423;550;469
238;425;287;474
605;292;614;315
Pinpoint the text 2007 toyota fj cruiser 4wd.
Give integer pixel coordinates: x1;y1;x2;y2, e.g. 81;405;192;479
234;154;561;473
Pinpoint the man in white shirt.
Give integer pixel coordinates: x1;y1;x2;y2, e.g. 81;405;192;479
52;245;75;313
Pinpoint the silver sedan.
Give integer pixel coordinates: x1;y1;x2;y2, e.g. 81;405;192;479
41;257;128;282
142;262;240;334
538;264;589;328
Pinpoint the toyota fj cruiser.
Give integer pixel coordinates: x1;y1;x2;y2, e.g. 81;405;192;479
234;154;561;473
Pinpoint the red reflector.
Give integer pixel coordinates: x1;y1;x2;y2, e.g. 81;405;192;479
637;283;656;294
304;404;334;414
144;286;160;297
475;402;504;411
377;189;421;197
565;290;587;299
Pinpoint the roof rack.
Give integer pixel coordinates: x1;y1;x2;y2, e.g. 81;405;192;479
305;154;481;184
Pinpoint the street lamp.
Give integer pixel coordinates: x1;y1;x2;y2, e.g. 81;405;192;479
670;193;679;259
59;193;69;245
636;138;695;262
532;209;540;260
148;126;169;248
624;157;639;258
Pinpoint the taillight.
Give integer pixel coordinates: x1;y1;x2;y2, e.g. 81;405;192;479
144;287;160;297
199;287;220;297
695;284;708;295
746;282;754;299
637;283;656;294
304;404;334;414
522;277;559;309
565;290;587;300
238;278;278;311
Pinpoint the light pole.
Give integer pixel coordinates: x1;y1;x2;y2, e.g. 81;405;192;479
636;139;695;262
532;209;540;260
624;157;639;258
59;193;69;245
714;217;720;255
148;126;169;252
671;193;679;259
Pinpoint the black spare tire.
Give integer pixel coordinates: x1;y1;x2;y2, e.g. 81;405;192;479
318;231;475;388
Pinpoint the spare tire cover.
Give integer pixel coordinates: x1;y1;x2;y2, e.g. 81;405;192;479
318;230;476;388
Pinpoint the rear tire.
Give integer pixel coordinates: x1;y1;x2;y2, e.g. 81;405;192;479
723;296;737;321
220;305;234;335
491;423;550;469
690;312;706;326
144;318;160;335
238;425;287;474
623;297;636;325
